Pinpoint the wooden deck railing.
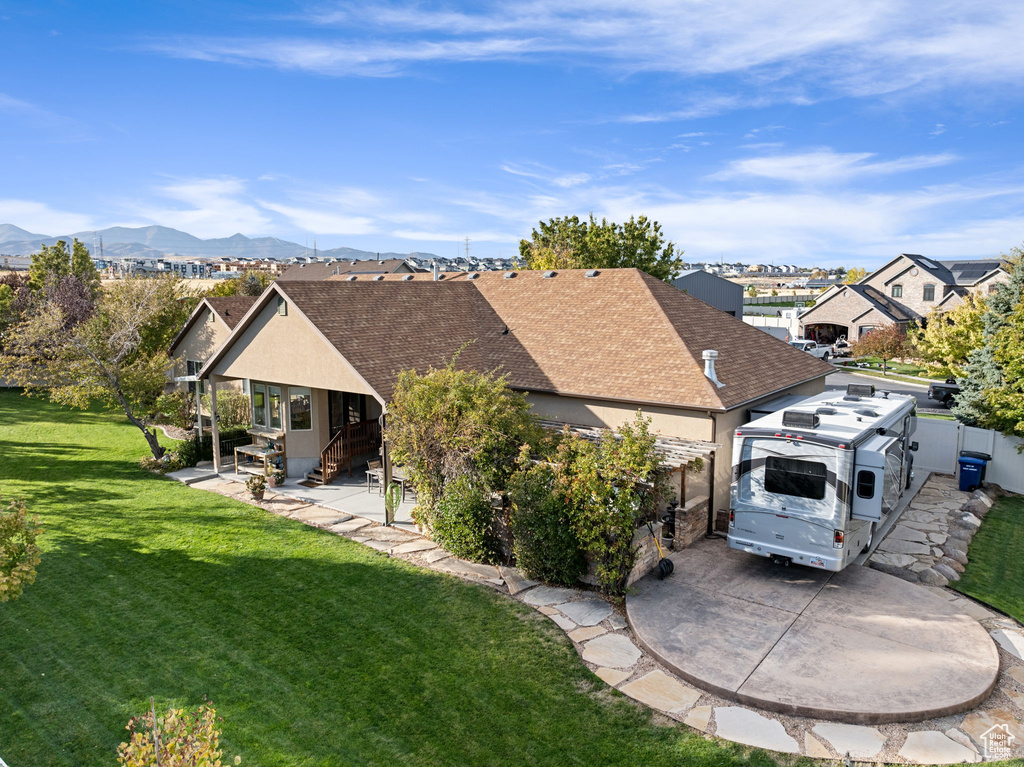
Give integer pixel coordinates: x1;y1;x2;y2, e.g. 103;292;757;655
320;419;382;485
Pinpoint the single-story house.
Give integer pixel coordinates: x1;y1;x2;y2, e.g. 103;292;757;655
278;259;419;281
197;268;832;542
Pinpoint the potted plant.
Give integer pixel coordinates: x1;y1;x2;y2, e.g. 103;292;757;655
268;468;286;488
246;473;267;501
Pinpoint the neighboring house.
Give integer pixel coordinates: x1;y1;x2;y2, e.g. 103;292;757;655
799;253;1008;343
168;296;257;415
277;259;419;281
197;268;832;537
671;269;744;317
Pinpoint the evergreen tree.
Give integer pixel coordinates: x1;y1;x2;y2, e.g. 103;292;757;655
70;238;101;297
952;245;1024;429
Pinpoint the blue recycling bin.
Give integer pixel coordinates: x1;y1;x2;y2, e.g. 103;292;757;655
958;455;986;492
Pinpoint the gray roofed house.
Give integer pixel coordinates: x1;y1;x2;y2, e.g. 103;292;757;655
671;269;744;317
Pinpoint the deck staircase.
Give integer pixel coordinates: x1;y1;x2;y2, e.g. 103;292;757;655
304;419;381;486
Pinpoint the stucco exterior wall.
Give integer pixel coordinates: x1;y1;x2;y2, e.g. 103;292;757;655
172;308;229;379
213;299;378;397
524;392;715;442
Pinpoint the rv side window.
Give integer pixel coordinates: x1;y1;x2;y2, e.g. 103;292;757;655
857;470;876;499
764;456;827;500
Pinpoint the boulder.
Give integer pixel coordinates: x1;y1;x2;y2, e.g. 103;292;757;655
949;527;974;543
918;568;950;587
942;541;969;560
939;556;966;574
933;563;960;582
868;561;920;583
962;499;989;518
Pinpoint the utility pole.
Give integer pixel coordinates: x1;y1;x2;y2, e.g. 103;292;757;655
464;237;470;260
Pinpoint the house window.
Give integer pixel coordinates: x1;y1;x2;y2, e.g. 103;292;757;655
923;284;935;302
185;360;205;394
252;384;266;427
289;387;312;431
891;284;903;298
989;283;999;295
277;297;287;316
268;386;282;430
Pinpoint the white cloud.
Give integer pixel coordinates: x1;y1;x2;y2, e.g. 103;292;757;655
930;123;947;136
133;177;273;239
713;149;958;184
0;199;95;235
256;200;377;235
391;229;519;243
552;173;591;188
142;1;1024;113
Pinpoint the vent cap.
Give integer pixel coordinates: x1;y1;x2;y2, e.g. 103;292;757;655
402;274;414;281
467;272;479;280
585;269;599;278
372;275;385;281
542;270;557;278
504;271;517;279
345;275;357;281
781;411;820;429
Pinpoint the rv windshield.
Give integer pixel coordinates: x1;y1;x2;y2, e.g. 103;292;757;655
736;439;840;519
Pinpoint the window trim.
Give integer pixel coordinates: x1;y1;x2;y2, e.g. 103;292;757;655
891;284;903;298
923;283;935;302
268;385;282;430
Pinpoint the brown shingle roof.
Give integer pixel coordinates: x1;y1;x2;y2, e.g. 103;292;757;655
270;268;830;410
206;296;257;329
278;259;413;281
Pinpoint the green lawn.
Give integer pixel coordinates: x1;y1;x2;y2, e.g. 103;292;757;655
953;495;1024;623
0;390;778;767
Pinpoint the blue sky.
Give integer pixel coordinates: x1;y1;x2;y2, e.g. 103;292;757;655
2;1;1023;267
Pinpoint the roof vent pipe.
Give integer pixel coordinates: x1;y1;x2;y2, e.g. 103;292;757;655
702;350;725;388
433;261;440;281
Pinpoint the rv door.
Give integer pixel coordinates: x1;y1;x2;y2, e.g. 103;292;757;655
851;437;895;522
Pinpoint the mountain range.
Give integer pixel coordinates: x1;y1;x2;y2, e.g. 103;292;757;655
0;224;441;262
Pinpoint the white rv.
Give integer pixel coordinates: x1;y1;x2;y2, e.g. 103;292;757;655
727;384;917;571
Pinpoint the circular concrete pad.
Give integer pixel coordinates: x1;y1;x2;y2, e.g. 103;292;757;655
626;539;999;724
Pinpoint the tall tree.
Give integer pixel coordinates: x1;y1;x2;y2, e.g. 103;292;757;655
908;293;986;375
953;246;1024;431
0;275;193;459
206;269;274;297
843;267;868;284
27;238;101;297
850;323;910;376
518;214;683;281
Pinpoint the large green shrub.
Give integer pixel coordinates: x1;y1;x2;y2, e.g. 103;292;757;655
155;389;197;430
431;476;501;564
202;390;251;430
386;356;541;525
0;496;43;602
509;459;585;586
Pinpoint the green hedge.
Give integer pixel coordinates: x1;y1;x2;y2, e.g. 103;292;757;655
431;476;501;564
509;464;585;586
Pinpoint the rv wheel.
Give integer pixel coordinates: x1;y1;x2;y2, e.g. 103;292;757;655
863;523;876;554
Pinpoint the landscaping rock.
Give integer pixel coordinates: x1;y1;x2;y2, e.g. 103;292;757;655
963;499;989;518
713;707;800;754
811;723;885;760
918;568;950;587
1005;688;1024;711
1009;667;1024;686
898;731;978;764
390;539;438;555
949;597;994;621
954;515;981;530
521;585;580;607
330;518;372;533
362;539;394;552
557;599;612;627
939;556;965;574
594;666;630;686
619;671;701;714
933;562;960;582
498;566;538;596
568;626;607;642
888;525;929;543
422;547;451;563
869;561;919;583
684;705;712;733
433;558;501;581
991;629;1024;660
971;489;995;508
872;551;918;568
607;614;627;630
960;708;1024;749
943;729;979;756
942;543;969;563
878;538;933;556
581;633;641;669
550;613;576;632
803;733;832;759
949;527;974;543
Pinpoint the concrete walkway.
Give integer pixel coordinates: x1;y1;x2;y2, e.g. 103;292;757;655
627;539;999;723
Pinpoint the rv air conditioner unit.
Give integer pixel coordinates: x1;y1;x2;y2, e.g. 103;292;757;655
847;383;875;397
781;411;820;429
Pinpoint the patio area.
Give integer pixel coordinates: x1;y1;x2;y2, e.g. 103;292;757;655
268;470;418;530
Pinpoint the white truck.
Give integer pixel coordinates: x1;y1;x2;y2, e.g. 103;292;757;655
728;384;918;571
788;338;833;360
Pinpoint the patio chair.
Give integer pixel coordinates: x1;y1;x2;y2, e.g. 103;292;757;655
365;460;383;494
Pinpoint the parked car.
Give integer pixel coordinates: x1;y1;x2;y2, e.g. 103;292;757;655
831;336;852;358
788;339;833;360
928;378;960;408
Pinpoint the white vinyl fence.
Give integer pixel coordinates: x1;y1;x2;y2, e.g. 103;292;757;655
913;418;1024;494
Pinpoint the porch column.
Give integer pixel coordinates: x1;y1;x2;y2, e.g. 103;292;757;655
194;379;203;435
209;377;221;473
